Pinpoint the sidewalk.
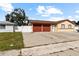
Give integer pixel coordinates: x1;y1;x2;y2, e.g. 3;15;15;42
21;40;79;56
0;40;79;56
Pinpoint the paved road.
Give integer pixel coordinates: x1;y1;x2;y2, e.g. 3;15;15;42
22;32;79;47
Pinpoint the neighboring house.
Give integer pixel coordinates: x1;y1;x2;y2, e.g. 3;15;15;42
0;21;14;32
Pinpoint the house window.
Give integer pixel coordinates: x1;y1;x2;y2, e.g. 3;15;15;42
61;24;65;29
68;24;72;29
0;24;5;29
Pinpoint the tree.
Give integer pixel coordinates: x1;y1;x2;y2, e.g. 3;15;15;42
5;14;10;21
5;8;29;26
76;21;79;25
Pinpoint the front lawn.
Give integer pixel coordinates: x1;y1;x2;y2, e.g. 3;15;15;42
0;32;24;51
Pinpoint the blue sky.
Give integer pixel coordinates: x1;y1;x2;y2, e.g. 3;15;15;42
0;3;79;21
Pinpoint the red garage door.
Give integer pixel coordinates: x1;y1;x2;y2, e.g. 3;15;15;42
33;24;41;32
43;24;50;32
33;24;51;32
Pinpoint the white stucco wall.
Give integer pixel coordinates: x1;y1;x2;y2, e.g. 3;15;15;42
15;26;32;32
0;25;14;32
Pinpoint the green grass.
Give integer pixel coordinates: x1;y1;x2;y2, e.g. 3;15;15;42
0;32;24;51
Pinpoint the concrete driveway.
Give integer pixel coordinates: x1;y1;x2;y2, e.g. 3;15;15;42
22;32;79;48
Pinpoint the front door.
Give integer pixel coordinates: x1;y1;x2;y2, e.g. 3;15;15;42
52;25;55;32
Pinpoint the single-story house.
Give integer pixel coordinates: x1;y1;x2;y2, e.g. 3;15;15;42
0;21;14;32
27;19;76;32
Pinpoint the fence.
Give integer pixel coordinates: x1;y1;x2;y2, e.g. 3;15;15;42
15;26;33;32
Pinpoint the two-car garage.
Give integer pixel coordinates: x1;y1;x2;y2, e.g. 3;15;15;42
32;21;51;32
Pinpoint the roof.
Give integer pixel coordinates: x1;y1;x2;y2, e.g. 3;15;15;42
51;19;76;25
30;20;51;24
0;21;14;25
30;19;76;25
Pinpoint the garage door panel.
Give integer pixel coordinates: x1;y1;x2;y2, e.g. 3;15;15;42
43;24;50;32
33;24;41;32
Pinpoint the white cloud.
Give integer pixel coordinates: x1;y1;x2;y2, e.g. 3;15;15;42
68;16;73;18
73;15;79;21
36;5;63;17
47;7;63;14
48;16;75;21
41;14;49;17
37;6;45;14
75;10;79;13
75;15;79;18
67;16;75;21
0;3;13;13
48;17;65;21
